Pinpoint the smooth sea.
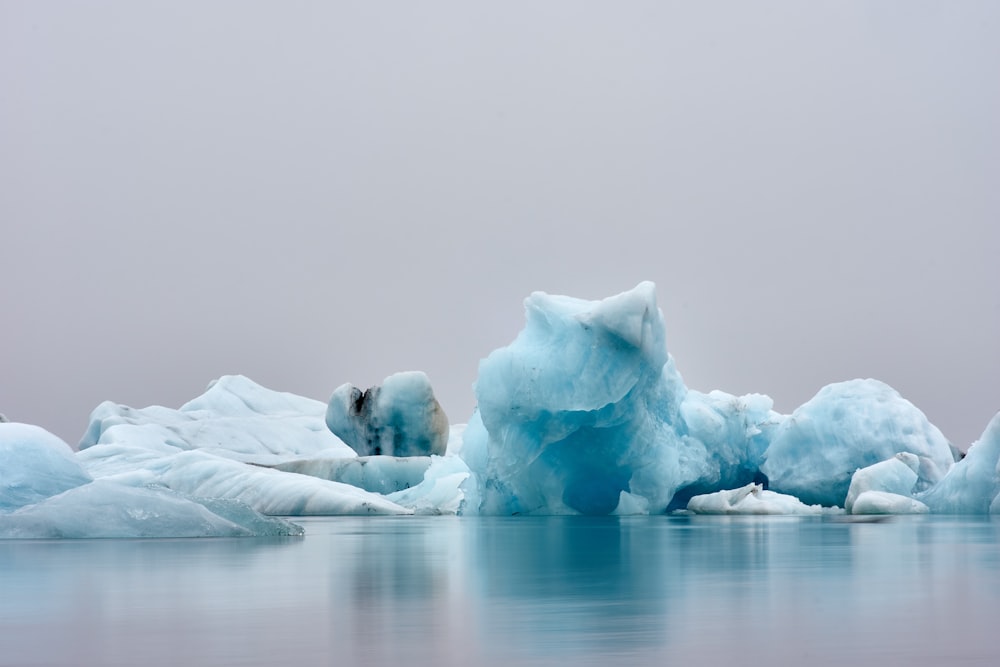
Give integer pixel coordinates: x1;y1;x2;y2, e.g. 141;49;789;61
2;515;998;667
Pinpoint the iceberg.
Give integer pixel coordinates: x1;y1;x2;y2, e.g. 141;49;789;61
1;479;304;538
1;423;304;538
0;423;92;511
4;281;996;531
844;452;921;514
79;374;355;465
325;371;449;457
73;375;413;518
686;483;829;515
461;282;779;515
761;379;955;507
918;412;1000;514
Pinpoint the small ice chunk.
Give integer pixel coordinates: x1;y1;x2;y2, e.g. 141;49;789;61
686;483;828;515
845;452;920;514
326;371;449;457
386;455;471;515
851;491;929;515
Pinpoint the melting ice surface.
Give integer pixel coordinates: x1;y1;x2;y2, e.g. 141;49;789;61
2;282;998;537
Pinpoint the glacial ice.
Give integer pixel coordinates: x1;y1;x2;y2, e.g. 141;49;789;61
4;281;999;535
0;423;92;511
760;379;955;507
326;371;449;457
1;479;303;538
844;453;920;514
850;491;929;515
918;412;1000;514
686;483;829;515
0;423;304;538
265;455;433;494
461;282;781;515
79;374;355;464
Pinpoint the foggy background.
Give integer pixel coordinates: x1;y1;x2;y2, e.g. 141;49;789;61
2;1;997;449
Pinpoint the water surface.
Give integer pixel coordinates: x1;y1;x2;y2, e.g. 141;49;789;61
1;515;998;666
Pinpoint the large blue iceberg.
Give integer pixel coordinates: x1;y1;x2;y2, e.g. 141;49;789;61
3;282;997;536
459;282;778;515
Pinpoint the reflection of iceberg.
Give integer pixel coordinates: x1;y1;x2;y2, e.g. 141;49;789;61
3;282;998;536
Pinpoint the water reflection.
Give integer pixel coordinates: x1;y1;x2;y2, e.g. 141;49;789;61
2;516;999;667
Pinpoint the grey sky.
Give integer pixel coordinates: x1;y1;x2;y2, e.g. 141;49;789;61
2;1;998;449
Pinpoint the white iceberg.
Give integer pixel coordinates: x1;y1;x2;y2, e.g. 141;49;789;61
686;483;829;515
1;423;304;538
845;452;920;514
850;491;929;515
80;448;412;516
1;479;304;538
79;374;355;465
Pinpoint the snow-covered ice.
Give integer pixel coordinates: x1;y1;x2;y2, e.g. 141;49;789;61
79;374;355;465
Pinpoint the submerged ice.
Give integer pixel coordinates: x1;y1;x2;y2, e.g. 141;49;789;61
3;282;997;536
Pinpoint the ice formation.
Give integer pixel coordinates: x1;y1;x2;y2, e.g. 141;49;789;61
1;480;304;538
326;371;449;457
918;412;1000;514
1;423;92;511
460;282;780;515
265;455;433;494
0;423;303;538
850;491;929;515
4;282;999;535
686;483;828;515
844;453;920;514
80;374;354;464
74;377;412;518
761;379;955;507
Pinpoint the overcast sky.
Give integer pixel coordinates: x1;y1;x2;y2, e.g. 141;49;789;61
2;1;998;449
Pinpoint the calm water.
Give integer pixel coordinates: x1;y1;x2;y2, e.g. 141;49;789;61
1;515;998;667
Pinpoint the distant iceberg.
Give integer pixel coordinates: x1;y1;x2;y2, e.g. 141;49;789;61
3;282;998;537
